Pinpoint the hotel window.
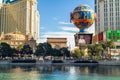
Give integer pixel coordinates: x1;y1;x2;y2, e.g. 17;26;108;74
11;42;13;45
104;0;107;2
95;0;97;4
95;6;97;12
20;42;22;44
116;21;117;25
15;42;18;45
110;0;113;2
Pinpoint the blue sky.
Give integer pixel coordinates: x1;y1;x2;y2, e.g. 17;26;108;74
37;0;95;49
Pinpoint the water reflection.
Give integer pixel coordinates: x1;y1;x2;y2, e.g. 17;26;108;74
97;66;120;76
37;65;98;75
0;65;120;80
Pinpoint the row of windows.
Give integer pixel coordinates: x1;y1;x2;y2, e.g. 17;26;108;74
98;15;120;20
104;12;120;16
104;8;120;12
5;41;23;45
116;22;120;25
104;21;120;24
104;0;120;2
103;19;120;24
110;22;114;26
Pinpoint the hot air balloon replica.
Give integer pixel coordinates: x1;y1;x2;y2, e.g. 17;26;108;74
70;4;95;46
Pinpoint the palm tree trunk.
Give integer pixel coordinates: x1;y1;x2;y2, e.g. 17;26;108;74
107;47;111;59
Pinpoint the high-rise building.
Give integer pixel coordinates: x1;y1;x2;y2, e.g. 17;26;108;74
0;0;40;42
95;0;120;34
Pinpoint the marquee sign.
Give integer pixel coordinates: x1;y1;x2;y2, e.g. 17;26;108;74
74;33;93;46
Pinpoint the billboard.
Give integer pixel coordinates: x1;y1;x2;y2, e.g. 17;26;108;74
106;30;120;42
74;33;93;46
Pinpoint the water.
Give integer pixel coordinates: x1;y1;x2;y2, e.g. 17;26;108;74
0;65;120;80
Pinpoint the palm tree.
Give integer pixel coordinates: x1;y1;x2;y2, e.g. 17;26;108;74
95;44;104;59
106;41;115;59
88;44;103;60
71;48;81;59
88;44;96;59
101;43;107;59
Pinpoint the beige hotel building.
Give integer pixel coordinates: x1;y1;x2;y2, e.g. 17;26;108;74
0;0;40;42
95;0;120;34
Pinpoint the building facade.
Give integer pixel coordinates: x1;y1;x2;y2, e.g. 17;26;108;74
92;30;120;59
95;0;120;34
47;38;67;49
0;0;40;42
0;31;36;49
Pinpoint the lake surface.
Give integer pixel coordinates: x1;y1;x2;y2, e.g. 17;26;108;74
0;65;120;80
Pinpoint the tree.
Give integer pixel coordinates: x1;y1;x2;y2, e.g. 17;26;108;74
11;48;19;57
52;48;61;59
20;44;33;57
88;44;96;59
80;50;85;59
71;48;81;59
42;42;52;56
0;42;13;58
35;43;45;58
95;44;104;59
60;47;70;60
106;41;115;59
101;43;107;59
35;42;52;60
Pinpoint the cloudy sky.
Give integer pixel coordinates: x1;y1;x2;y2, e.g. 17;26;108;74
38;0;95;50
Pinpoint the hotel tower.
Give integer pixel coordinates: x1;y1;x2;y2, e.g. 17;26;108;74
95;0;120;34
0;0;40;41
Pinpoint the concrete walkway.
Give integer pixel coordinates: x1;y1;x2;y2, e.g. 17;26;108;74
0;60;120;66
99;60;120;66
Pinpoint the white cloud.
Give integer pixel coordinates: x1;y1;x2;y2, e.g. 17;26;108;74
42;31;74;38
40;27;45;30
59;21;72;25
53;17;58;20
61;26;79;32
88;23;95;34
38;38;47;43
0;0;2;3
